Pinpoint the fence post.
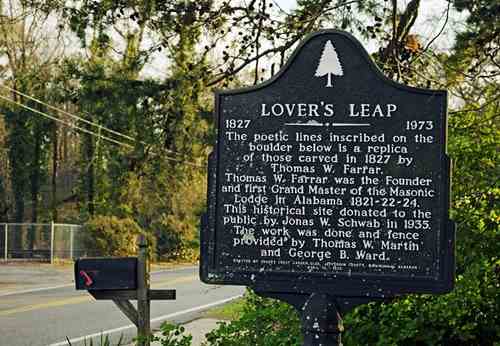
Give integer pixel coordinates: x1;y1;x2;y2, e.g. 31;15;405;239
50;222;55;264
4;224;7;261
70;226;74;260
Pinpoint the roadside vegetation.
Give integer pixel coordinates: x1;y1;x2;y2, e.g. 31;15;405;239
0;0;498;345
203;298;245;321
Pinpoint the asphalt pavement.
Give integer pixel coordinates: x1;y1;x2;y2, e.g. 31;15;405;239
0;264;243;346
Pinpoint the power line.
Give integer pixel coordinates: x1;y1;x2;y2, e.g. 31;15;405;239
0;94;134;149
0;83;185;158
0;84;136;143
0;94;204;168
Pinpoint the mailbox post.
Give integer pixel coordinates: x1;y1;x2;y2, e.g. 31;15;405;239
75;235;176;345
137;234;151;345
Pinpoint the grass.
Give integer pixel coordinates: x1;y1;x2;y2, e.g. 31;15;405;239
66;333;124;346
151;260;198;270
203;298;245;321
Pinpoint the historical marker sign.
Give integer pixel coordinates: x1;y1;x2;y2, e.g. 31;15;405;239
201;30;454;298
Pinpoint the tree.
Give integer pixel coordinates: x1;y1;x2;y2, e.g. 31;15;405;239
0;118;9;221
315;40;343;87
0;0;63;226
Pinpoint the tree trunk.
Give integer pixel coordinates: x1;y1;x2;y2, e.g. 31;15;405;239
85;133;95;216
0;176;8;222
10;90;26;224
30;130;40;223
51;124;58;222
28;126;42;252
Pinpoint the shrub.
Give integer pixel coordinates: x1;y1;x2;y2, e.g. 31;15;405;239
205;289;302;346
83;216;156;258
153;220;200;262
343;259;500;346
203;265;499;346
151;322;192;346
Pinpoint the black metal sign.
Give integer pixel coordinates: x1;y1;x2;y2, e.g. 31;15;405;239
201;30;454;298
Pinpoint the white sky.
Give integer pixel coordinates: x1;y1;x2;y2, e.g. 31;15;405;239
143;0;465;78
274;0;465;52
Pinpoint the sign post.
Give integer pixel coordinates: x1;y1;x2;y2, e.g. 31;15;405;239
201;30;455;345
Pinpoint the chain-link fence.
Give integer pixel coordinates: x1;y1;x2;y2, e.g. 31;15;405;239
0;223;85;262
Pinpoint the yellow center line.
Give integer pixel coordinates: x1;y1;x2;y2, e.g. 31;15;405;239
0;274;198;317
0;296;92;316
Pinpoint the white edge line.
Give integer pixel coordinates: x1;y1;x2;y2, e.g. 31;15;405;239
0;266;198;297
48;294;243;346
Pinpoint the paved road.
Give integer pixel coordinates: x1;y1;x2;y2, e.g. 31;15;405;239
0;266;244;346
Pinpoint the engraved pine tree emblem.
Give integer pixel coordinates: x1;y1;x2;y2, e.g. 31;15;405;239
315;40;343;87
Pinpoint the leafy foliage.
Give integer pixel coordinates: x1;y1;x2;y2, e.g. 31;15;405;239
343;259;499;345
83;215;155;258
150;322;192;346
205;290;302;346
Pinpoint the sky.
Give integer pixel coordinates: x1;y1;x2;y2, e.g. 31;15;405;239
142;0;466;78
273;0;465;52
0;0;464;79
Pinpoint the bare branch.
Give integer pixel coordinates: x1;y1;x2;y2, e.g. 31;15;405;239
422;1;450;53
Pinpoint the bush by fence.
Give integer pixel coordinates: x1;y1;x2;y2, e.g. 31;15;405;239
83;216;156;259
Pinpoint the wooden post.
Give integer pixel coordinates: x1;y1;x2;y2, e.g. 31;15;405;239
137;235;150;346
79;237;175;344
